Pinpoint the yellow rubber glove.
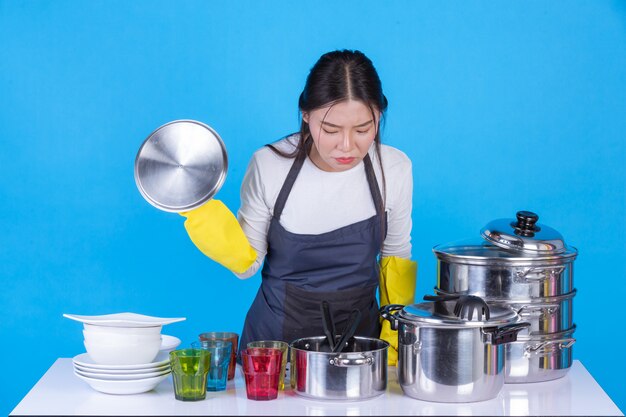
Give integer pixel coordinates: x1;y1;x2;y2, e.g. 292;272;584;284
379;256;417;366
179;200;257;274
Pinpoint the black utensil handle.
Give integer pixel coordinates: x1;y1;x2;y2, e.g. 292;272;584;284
423;294;460;302
379;304;404;331
333;309;362;353
320;300;336;351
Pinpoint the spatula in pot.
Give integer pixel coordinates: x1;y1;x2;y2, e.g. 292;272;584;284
320;300;337;351
453;295;490;321
332;309;362;353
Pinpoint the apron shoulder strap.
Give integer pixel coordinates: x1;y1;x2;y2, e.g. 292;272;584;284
363;154;384;217
273;146;307;220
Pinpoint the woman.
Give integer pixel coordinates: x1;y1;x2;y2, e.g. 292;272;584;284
181;50;416;364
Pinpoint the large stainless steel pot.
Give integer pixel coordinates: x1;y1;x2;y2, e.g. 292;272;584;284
506;325;576;383
436;288;576;336
380;300;530;403
290;336;388;401
434;211;578;300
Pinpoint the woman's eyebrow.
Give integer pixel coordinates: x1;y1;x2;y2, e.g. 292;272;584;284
321;119;373;128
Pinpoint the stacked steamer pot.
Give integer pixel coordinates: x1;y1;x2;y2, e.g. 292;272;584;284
432;211;578;383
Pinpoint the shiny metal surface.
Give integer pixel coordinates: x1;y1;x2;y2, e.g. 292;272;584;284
436;255;574;299
381;303;528;403
433;239;578;265
134;120;228;212
436;289;576;336
480;216;568;254
505;326;576;383
397;325;507;403
290;336;388;401
398;300;519;328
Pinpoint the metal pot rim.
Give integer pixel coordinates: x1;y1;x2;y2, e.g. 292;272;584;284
289;335;389;355
515;324;576;342
433;239;578;265
396;307;523;329
434;288;577;304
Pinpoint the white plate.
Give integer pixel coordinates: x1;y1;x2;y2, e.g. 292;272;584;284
74;366;171;381
74;362;170;375
63;312;185;327
73;351;170;370
160;335;181;352
74;371;169;395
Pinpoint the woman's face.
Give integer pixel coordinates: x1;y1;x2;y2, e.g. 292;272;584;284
303;100;380;172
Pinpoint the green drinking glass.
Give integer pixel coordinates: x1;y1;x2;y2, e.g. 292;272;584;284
169;348;211;401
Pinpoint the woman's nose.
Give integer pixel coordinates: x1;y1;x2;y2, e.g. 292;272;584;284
338;131;354;151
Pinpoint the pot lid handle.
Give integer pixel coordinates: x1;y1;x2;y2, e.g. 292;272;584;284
480;210;567;254
512;211;541;236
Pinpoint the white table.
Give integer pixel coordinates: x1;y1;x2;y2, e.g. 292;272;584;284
10;359;623;416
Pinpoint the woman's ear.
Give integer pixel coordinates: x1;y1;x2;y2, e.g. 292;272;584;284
302;112;310;124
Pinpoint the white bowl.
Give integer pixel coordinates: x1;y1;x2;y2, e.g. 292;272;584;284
74;371;169;394
159;335;181;352
84;338;161;365
83;329;161;345
84;323;162;335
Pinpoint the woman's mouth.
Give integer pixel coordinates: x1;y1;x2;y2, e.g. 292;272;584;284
335;157;356;164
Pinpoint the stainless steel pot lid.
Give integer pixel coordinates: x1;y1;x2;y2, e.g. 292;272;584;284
481;211;566;254
433;211;578;263
398;300;520;328
134;120;228;212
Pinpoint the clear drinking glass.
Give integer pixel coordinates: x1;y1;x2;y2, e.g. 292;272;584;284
199;332;238;380
191;340;232;391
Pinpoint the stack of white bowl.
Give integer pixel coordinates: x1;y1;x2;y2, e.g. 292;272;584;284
73;323;180;395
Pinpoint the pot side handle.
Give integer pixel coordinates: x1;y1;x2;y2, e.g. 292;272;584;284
330;356;374;367
482;322;531;345
379;304;405;331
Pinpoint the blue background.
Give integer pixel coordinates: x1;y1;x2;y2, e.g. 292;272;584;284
1;0;625;414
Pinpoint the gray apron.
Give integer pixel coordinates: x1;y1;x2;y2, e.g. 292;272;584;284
239;149;386;352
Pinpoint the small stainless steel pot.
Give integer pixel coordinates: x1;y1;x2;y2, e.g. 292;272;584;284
381;300;529;403
434;211;578;300
436;288;576;336
290;336;388;401
505;325;576;383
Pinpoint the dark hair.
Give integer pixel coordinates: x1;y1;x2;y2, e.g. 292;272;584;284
268;49;389;211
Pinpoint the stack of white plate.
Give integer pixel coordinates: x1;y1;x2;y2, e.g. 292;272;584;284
64;313;185;394
73;351;172;395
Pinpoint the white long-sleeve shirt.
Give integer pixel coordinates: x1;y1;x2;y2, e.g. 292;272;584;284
235;135;413;279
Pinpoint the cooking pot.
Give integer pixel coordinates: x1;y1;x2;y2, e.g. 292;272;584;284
434;211;578;300
436;288;576;336
505;325;576;383
290;336;388;401
380;299;529;403
134;120;228;212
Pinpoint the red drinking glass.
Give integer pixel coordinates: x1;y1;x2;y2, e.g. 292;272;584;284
240;348;283;401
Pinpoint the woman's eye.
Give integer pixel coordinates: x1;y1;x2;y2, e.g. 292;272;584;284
357;129;370;134
323;129;338;135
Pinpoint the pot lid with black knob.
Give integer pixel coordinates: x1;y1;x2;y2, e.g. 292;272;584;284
433;210;578;262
